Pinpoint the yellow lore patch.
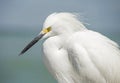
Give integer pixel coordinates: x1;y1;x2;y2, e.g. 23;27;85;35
43;27;51;33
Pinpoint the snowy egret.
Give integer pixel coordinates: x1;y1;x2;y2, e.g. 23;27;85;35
19;12;120;83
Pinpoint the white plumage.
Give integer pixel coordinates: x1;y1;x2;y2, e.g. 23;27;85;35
20;12;120;83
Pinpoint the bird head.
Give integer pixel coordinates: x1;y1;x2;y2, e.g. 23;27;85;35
43;12;86;37
19;12;86;55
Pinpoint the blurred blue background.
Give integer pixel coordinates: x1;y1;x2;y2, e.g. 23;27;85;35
0;0;120;83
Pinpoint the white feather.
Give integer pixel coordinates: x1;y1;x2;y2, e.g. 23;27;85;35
42;12;120;83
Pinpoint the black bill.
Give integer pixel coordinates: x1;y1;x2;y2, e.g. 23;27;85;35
19;33;45;55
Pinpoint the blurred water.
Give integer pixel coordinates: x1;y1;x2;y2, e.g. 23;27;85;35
0;33;57;83
0;30;120;83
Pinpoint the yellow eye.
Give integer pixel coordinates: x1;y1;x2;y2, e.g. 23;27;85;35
47;27;51;32
43;27;51;33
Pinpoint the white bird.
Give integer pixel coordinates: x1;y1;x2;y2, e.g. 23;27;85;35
20;12;120;83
